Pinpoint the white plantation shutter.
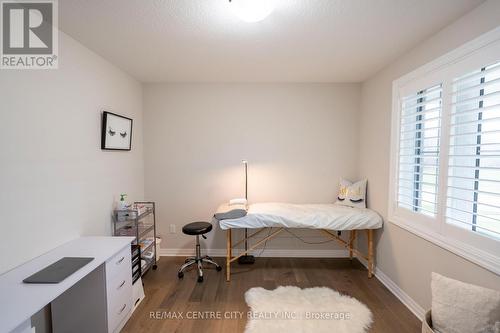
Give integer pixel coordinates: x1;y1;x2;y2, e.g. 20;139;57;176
390;28;500;273
397;84;442;217
446;61;500;240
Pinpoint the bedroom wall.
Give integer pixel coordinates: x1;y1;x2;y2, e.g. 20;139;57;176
0;31;144;274
357;0;500;311
143;83;361;254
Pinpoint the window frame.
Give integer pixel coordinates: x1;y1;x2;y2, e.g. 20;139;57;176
389;27;500;275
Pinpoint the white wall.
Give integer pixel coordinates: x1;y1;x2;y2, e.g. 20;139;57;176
3;1;498;318
143;83;360;253
358;0;500;311
0;31;144;274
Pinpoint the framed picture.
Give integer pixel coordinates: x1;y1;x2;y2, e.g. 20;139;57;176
101;111;133;151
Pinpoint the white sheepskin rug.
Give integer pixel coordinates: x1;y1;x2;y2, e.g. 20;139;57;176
244;286;373;333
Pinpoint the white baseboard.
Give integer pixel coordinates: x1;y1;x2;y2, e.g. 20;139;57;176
357;257;425;320
159;248;350;258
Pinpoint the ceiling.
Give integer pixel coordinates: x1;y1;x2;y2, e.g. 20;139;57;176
59;0;484;83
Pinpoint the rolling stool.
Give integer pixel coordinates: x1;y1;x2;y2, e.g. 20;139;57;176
177;221;222;282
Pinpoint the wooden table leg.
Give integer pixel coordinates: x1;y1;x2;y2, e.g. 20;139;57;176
226;229;232;282
349;230;356;260
367;229;374;278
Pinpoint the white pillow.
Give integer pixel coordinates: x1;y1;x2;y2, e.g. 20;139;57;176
431;272;500;333
335;178;367;209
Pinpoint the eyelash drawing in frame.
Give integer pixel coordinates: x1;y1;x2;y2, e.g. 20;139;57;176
101;111;133;151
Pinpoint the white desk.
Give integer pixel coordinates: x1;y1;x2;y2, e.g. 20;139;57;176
0;236;135;333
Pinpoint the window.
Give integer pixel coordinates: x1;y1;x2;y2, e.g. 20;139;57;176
389;27;500;274
398;85;442;217
447;63;500;241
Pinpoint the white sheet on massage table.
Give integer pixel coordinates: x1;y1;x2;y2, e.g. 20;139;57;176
218;202;383;230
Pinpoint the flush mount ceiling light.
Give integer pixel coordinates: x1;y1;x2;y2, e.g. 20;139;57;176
229;0;275;23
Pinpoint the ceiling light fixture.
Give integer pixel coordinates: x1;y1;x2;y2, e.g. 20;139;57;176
229;0;275;23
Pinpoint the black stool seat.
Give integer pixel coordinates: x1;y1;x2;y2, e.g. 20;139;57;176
178;221;221;282
182;222;212;235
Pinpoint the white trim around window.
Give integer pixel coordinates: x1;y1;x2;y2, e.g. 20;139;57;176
389;26;500;276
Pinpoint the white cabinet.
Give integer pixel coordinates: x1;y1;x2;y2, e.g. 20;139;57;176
106;245;133;333
0;237;136;333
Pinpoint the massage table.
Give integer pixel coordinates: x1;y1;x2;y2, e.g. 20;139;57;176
217;202;383;281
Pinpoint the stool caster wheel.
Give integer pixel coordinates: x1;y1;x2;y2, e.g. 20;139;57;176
178;272;184;279
153;265;158;270
216;266;222;271
197;276;203;283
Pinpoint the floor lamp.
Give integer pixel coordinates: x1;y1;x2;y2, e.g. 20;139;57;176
238;160;255;265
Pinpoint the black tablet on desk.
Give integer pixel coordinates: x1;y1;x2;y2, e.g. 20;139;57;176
23;257;94;284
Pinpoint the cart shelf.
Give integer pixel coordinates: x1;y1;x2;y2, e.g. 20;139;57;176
113;201;158;278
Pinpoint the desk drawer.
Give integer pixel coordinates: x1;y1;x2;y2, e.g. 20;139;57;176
105;245;132;332
106;246;131;281
107;267;132;312
107;285;132;333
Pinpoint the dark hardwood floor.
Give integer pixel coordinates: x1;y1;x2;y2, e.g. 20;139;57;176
122;257;421;333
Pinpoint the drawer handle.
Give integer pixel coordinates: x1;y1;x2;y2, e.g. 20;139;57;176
117;280;126;289
118;303;127;314
116;256;125;265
